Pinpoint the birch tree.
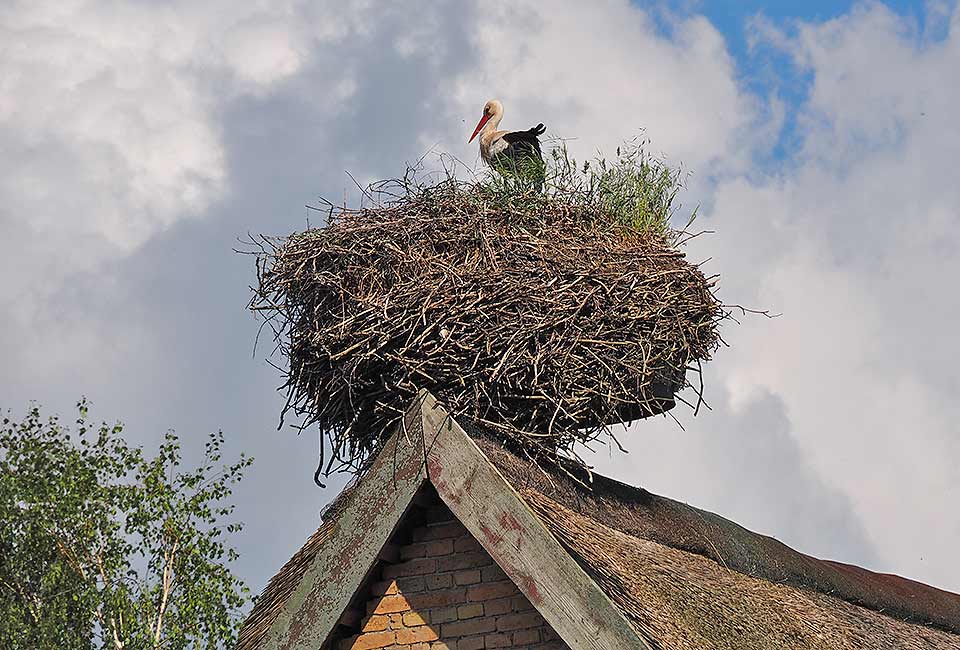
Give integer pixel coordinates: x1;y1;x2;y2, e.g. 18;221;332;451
0;401;252;650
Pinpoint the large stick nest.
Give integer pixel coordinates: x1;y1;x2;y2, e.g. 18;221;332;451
249;175;725;476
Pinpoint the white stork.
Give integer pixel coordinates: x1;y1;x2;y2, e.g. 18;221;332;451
468;99;546;178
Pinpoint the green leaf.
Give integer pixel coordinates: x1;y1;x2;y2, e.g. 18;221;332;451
0;401;252;650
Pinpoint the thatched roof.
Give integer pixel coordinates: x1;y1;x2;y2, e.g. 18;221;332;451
238;522;334;650
527;492;958;649
237;393;960;650
474;434;960;636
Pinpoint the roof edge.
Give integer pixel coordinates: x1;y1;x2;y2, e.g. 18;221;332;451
254;391;651;650
421;392;651;650
262;394;430;650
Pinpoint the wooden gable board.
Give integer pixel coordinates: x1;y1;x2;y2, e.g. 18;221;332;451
263;400;429;650
421;392;650;650
260;391;649;650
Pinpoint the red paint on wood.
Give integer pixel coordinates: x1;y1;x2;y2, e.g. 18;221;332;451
497;511;525;546
478;522;505;546
426;455;450;496
516;573;543;605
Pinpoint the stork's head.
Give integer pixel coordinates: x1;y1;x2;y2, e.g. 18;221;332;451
469;99;503;143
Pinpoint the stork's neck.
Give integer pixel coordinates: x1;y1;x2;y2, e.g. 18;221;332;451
480;109;503;142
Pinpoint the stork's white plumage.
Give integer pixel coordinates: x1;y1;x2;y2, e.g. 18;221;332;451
469;99;546;175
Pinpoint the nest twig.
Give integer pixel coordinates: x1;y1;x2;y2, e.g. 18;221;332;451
247;174;726;478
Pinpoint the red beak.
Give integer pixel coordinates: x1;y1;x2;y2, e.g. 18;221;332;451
469;114;490;143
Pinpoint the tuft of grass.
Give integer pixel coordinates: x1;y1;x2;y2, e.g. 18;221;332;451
474;139;695;241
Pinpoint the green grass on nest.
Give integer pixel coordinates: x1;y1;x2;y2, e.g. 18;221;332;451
478;139;695;239
365;139;696;248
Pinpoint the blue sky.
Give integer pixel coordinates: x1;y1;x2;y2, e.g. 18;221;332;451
699;0;930;38
1;0;958;605
690;0;948;161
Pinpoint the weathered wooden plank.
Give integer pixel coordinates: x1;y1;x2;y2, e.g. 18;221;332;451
421;392;649;650
264;395;429;650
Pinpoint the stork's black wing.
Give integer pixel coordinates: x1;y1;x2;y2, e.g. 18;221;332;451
500;123;546;163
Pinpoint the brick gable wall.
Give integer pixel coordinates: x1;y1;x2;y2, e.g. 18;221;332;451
331;493;568;650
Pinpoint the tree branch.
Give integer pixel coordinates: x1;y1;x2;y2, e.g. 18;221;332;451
154;531;180;647
94;549;124;650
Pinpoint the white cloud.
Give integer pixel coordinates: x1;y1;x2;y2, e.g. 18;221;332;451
1;0;958;597
447;0;766;180
0;0;369;386
664;1;960;589
0;0;362;273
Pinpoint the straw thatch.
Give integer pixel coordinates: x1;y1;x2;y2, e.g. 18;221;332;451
236;522;334;650
474;434;960;635
525;492;960;649
249;178;723;476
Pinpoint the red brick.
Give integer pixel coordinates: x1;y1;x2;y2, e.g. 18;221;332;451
407;587;466;609
396;627;439;644
426;573;453;590
388;614;404;628
456;603;483;619
466;581;517;602
400;544;427;559
402;611;430;627
430;642;454;650
371;576;424;595
430;607;458;623
370;595;409;615
412;522;467;542
442;618;496;638
342;630;395;650
454;536;482;553
484;633;511;648
401;539;455;560
362;615;389;632
497;612;542;631
453;569;481;586
425;539;455;556
484;597;512;615
382;558;437;579
397;576;427;593
437;552;492;572
458;636;484;650
513;628;541;644
481;566;507;583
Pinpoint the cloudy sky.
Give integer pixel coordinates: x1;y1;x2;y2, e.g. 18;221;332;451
2;0;958;599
